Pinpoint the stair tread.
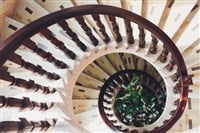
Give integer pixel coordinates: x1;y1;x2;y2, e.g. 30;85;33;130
72;99;98;114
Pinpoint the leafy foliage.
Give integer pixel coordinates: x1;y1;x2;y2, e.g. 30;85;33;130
114;74;163;127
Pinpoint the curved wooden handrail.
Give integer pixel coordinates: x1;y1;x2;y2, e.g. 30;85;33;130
0;5;189;132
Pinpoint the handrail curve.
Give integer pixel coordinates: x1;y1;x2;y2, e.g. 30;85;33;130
0;5;190;132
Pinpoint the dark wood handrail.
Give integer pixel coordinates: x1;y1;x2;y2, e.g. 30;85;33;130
0;5;190;132
0;5;187;75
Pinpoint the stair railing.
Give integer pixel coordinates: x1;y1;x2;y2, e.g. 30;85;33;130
0;5;192;132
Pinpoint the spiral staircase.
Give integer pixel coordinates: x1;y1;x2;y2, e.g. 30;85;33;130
0;0;199;132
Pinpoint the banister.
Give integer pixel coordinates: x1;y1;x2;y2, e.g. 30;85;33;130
0;5;189;132
0;5;188;76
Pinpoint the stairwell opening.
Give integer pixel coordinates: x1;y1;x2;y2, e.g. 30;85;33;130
72;52;166;131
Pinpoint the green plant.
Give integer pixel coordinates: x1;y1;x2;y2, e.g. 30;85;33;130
114;74;163;127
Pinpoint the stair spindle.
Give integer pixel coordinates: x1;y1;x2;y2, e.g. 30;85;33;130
23;39;68;68
171;72;180;82
40;28;76;59
173;81;182;93
75;16;99;46
124;19;134;44
0;70;56;94
0;118;57;132
92;14;110;43
149;35;158;54
103;99;111;104
58;20;87;51
0;96;54;110
104;92;112;98
138;26;145;48
7;53;60;80
170;110;176;116
174;99;179;106
159;47;169;63
103;106;111;111
166;57;176;71
108;15;122;42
